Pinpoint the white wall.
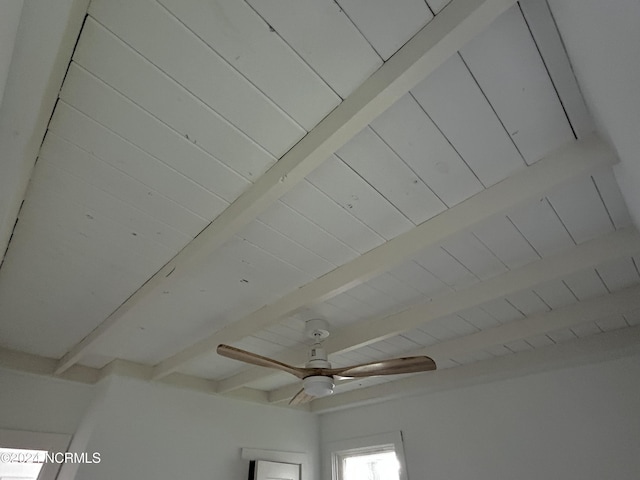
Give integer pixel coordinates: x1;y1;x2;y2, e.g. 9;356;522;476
0;368;95;434
320;353;640;480
71;376;320;480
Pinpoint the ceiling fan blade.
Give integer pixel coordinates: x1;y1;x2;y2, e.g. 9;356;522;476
327;356;436;378
216;344;307;379
288;388;315;406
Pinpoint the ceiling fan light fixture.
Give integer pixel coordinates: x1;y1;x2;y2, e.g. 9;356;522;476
303;375;334;397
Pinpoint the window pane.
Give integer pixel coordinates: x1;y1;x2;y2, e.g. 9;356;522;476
0;447;46;480
343;450;400;480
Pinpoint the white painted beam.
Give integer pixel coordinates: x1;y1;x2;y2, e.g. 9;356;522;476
0;346;279;407
55;0;517;375
309;325;640;413
268;284;640;403
221;227;640;393
153;135;617;381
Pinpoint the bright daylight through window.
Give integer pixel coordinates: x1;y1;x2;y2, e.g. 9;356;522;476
0;447;47;480
329;432;408;480
342;448;400;480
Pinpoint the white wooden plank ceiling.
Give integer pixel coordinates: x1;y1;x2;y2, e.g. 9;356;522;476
1;0;639;411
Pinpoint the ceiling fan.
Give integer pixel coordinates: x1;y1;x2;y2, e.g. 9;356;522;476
217;319;437;405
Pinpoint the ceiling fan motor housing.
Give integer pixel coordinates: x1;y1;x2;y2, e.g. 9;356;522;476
304;345;334;397
303;375;334;397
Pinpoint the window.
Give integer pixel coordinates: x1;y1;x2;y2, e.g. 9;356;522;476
329;432;408;480
0;429;71;480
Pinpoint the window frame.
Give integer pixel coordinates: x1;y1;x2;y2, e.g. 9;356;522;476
328;431;409;480
0;428;71;480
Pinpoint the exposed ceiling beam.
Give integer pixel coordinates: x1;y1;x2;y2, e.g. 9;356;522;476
159;135;616;381
55;0;517;375
219;227;640;392
309;325;640;413
0;346;285;408
153;135;616;381
268;284;640;403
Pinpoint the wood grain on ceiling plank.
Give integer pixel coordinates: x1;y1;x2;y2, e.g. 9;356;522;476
49;103;228;221
220;235;638;391
73;19;275;182
88;0;306;156
57;0;524;374
370;94;484;208
41;133;208;237
156;0;341;131
336;0;434;61
591;170;633;229
258;201;359;266
306;155;415;241
410;54;525;187
336;127;447;224
280;180;386;255
58;67;256;199
152;136;620;381
246;0;382;97
547;176;615;244
459;4;574;163
596;257;640;292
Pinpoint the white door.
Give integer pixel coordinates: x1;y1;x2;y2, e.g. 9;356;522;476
253;460;300;480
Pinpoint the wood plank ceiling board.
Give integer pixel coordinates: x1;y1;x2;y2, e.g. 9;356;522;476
591;170;633;229
57;0;525;374
562;268;609;301
88;234;323;364
57;67;255;201
279;181;387;255
48;103;227;220
412;245;480;291
595;257;640;292
410;53;525;187
570;322;604;339
245;0;383;98
237;220;337;279
595;315;629;333
504;290;550;316
531;279;578;310
0;185;181;358
28;160;190;253
72;21;275;183
386;261;453;298
471;215;540;269
156;0;341;132
506;197;575;257
459;4;574;163
258;201;359;267
478;298;524;324
457;307;501;330
324;230;640;357
40;133;207;237
305;155;415;241
335;0;434;61
335;127;447;224
429;0;453;14
369;93;484;208
152;136;621;381
547;176;616;244
88;0;305;157
440;232;508;280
